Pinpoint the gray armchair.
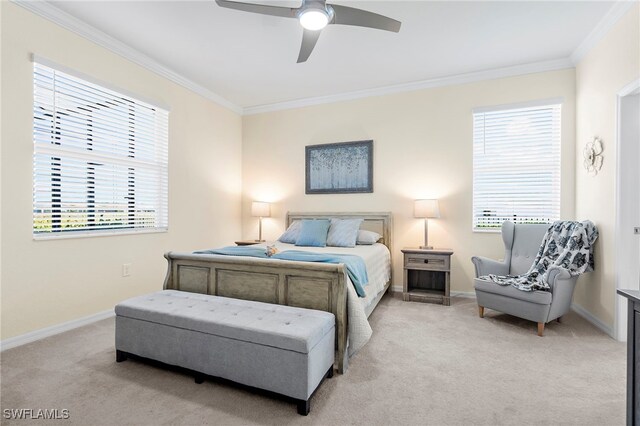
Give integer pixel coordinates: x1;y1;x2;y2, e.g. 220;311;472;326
471;221;578;336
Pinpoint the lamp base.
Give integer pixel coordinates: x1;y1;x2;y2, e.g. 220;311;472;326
419;245;434;250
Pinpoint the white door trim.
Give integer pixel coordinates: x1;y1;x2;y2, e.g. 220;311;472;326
614;78;640;342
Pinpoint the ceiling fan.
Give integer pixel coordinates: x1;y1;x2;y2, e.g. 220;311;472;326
215;0;401;63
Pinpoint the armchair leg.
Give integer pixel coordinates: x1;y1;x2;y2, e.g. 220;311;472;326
478;306;484;318
537;322;545;337
557;317;562;323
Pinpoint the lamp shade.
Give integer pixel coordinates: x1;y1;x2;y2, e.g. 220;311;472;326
414;199;440;218
251;201;271;217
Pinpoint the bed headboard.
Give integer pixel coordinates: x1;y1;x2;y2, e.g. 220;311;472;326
286;211;393;254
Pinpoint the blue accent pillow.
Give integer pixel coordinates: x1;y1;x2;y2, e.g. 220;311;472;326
295;219;331;247
278;220;302;244
327;218;363;248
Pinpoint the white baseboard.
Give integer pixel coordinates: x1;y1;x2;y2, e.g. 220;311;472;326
391;286;476;300
446;292;615;337
0;309;115;352
570;303;614;338
450;291;476;299
0;299;612;351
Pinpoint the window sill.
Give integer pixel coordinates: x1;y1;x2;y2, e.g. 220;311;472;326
473;228;501;233
33;227;168;241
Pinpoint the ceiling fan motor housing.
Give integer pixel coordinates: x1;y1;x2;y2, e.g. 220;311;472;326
298;0;335;24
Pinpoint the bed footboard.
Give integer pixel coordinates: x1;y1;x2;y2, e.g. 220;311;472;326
163;251;349;373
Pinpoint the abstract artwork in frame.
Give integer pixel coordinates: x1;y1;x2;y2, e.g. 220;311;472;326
305;140;373;194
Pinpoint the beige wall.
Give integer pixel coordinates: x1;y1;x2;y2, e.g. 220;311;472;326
0;2;243;339
574;5;640;329
6;1;634;341
242;69;576;292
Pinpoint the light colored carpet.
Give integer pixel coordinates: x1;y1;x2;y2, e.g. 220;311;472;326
0;296;626;425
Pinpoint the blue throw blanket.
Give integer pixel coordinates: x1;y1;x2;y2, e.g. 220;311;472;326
194;247;369;297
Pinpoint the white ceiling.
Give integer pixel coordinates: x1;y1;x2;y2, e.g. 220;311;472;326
48;0;616;109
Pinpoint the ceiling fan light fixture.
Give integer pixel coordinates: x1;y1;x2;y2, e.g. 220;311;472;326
215;0;401;62
299;9;329;31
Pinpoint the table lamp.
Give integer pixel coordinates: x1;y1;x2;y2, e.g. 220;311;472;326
414;199;440;249
251;201;271;242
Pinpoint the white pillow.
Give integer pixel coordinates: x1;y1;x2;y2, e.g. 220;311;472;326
356;229;381;245
278;220;302;244
326;218;363;248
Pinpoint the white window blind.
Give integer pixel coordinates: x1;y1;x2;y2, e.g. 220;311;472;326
33;62;169;238
472;101;561;231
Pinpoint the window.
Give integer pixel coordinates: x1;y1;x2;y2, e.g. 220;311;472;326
472;100;561;231
33;60;169;238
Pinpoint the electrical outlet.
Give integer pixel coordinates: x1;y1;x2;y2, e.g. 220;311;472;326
122;263;131;277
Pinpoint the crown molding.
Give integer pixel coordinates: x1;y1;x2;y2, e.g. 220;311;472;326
570;1;637;65
11;0;243;115
243;58;574;115
15;0;625;117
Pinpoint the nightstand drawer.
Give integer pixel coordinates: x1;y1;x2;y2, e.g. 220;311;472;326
404;254;450;271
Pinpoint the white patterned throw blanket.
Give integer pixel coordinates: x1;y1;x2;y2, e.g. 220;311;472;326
487;221;599;292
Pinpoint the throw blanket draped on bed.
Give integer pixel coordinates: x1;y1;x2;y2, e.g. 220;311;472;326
486;221;598;292
194;247;369;297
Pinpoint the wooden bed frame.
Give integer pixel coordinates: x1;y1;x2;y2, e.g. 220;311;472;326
162;212;393;373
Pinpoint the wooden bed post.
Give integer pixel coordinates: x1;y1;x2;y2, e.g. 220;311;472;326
163;252;174;290
335;272;348;374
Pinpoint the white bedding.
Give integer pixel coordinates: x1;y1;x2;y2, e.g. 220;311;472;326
254;241;391;356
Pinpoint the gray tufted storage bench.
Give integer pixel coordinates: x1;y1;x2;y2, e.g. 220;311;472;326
115;290;335;415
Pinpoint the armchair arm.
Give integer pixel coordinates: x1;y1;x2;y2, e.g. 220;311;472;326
471;256;509;278
546;266;573;292
546;265;579;321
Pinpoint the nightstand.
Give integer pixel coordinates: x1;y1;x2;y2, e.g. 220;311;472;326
234;240;262;246
402;248;454;306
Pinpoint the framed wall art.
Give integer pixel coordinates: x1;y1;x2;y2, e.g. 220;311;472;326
305;140;373;194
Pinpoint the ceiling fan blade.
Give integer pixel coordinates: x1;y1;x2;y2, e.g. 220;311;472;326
215;0;298;18
330;4;401;33
297;29;322;63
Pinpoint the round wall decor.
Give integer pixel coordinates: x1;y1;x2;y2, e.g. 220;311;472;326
583;137;603;176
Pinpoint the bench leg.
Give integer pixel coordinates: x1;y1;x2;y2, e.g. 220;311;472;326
194;373;205;384
296;399;310;416
116;350;128;363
